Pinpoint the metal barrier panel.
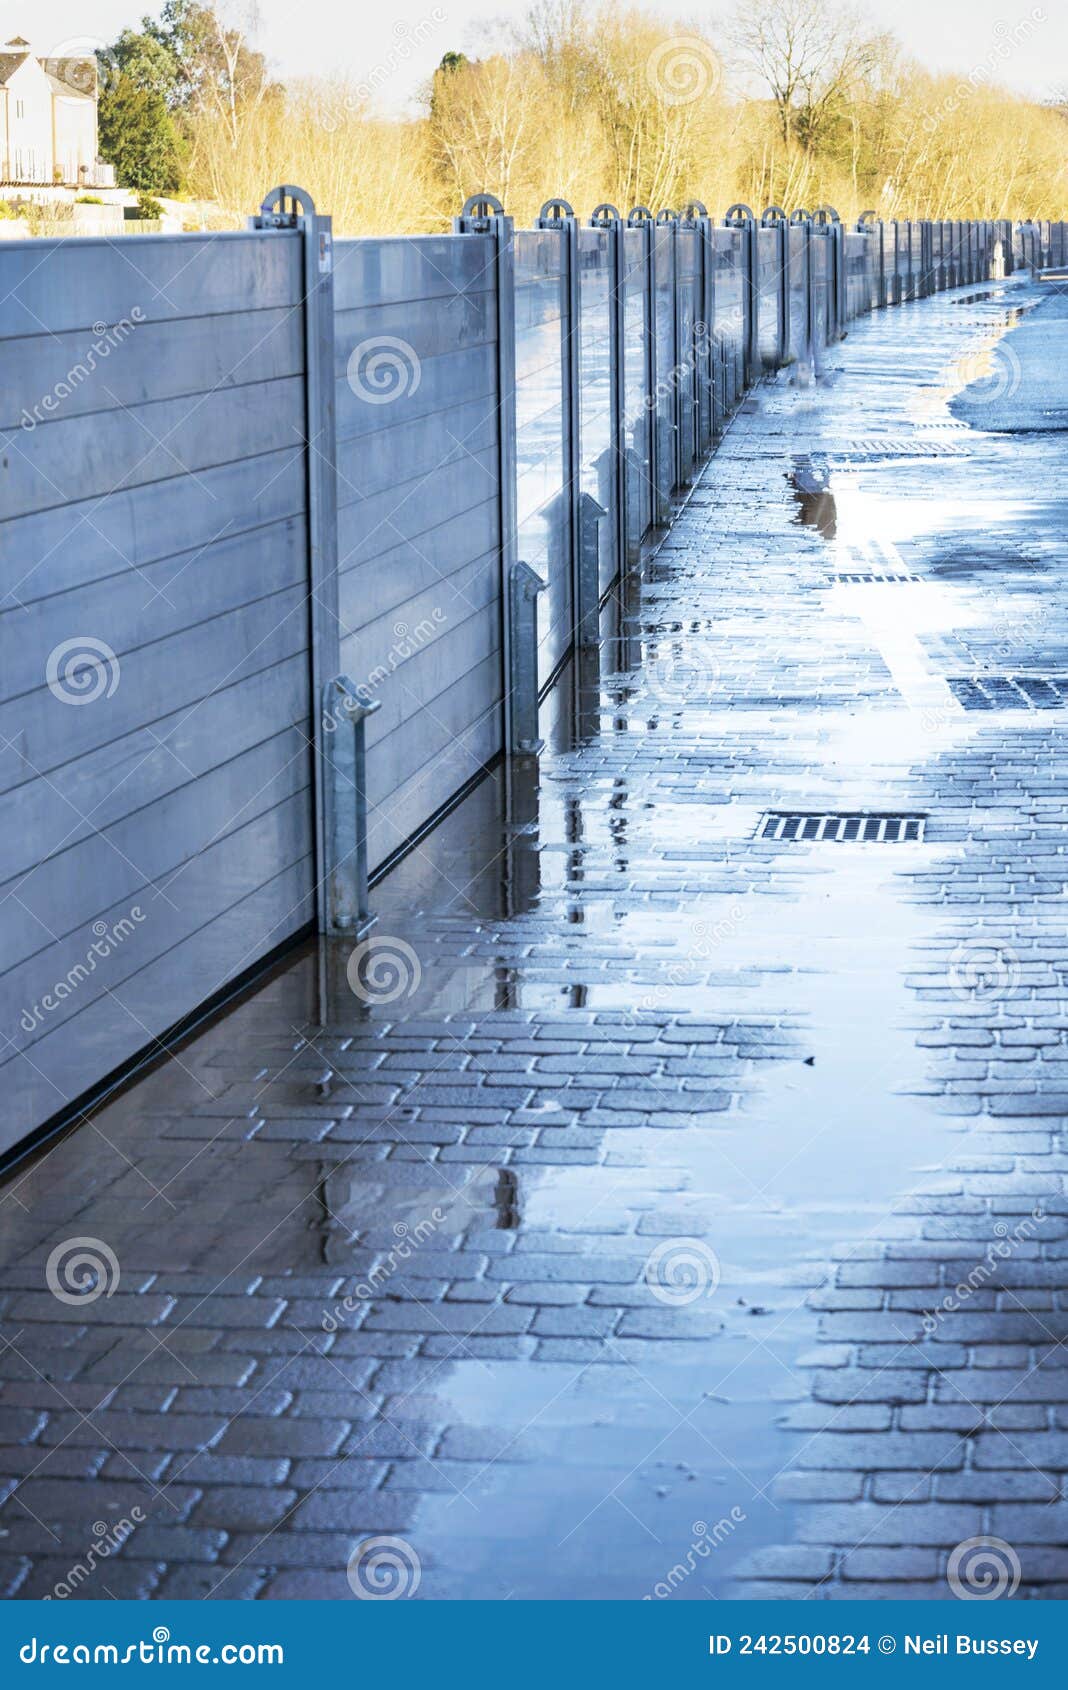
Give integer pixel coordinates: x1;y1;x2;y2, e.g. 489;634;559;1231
333;232;502;871
787;225;809;359
711;226;745;410
513;228;570;688
577;227;617;598
908;221;923;298
622;228;652;553
890;220;905;302
653;222;678;501
843;231;869;319
809;232;829;359
676;226;699;477
0;230;314;1154
755;225;783;368
691;218;714;457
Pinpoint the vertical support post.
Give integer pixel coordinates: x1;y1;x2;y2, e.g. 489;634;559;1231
659;212;682;490
319;679;379;936
593;205;633;581
507;563;546;753
683;203;714;457
454;193;517;760
760;208;789;367
813;208;842;340
745;217;758;382
250;184;342;935
724;206;757;387
629;207;666;527
856;212;879;315
656;210;681;497
538;198;595;664
778;217;790;364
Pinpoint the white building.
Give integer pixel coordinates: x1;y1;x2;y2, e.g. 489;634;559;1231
0;37;111;188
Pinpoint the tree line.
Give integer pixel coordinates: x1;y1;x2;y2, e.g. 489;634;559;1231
99;0;1068;231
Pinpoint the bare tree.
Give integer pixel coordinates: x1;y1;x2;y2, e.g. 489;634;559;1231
729;0;886;150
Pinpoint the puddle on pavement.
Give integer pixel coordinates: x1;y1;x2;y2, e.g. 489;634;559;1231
7;280;1056;1599
313;804;965;1595
788;458;837;537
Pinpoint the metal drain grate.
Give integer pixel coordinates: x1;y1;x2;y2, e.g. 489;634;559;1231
948;675;1068;710
759;811;926;843
834;572;920;584
826;438;968;463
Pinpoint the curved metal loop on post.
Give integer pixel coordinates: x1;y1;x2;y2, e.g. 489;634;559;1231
259;183;316;220
459;192;505;220
537;197;575;227
761;205;787;227
812;205;840;226
589;203;621;226
724;203;755;226
655;208;678;225
856;209;879;231
627;205;654;226
681;200;708;223
788;208;812;225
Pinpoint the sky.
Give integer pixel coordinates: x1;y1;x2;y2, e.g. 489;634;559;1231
5;0;1064;111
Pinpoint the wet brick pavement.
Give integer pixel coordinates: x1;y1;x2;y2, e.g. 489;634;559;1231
3;274;1068;1601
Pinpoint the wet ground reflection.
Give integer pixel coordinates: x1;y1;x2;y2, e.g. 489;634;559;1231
2;275;1066;1600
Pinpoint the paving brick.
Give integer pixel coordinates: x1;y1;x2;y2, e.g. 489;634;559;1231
3;278;1067;1604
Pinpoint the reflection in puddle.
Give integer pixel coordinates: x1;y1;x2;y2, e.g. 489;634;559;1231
494;1167;521;1228
788;456;837;538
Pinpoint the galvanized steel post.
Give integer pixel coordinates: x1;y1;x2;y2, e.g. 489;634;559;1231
628;207;666;526
453;192;520;756
537;199;598;653
249;184;346;934
724;204;757;387
591;204;630;580
682;202;715;456
761;206;790;367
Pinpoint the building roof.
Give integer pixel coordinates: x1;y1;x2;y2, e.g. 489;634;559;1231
0;52;30;86
46;69;95;101
0;48;98;96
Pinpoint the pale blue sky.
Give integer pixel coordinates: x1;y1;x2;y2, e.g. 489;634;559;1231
5;0;1064;110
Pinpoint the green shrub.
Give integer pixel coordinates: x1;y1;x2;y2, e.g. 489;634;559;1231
75;195;105;205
